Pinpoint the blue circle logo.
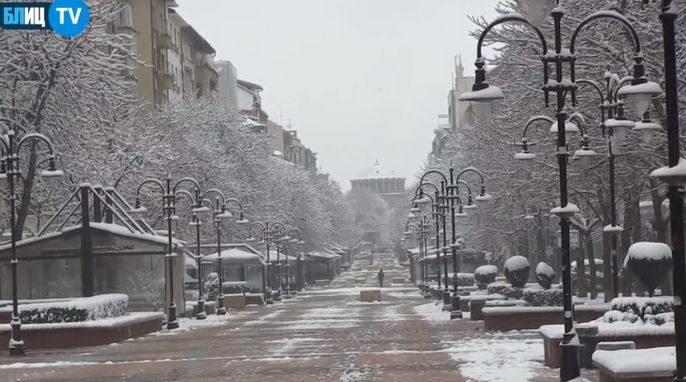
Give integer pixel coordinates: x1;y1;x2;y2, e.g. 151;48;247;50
48;0;90;38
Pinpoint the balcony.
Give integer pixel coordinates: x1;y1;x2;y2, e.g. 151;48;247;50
156;32;173;50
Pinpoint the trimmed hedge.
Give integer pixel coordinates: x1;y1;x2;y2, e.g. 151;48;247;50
12;294;129;324
522;288;563;307
603;296;673;325
486;282;523;300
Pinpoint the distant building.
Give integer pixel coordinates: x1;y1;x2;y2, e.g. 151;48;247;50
350;160;406;204
447;55;493;130
215;60;240;110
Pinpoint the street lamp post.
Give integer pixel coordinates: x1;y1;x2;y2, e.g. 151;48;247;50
413;189;442;298
200;191;248;315
459;2;657;378
133;175;203;330
270;222;287;301
0;128;64;356
630;0;686;378
247;221;273;304
173;189;211;320
285;228;305;297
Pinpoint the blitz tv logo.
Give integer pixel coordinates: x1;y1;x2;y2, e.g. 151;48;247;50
1;0;90;38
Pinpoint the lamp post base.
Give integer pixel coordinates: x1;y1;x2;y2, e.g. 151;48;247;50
559;332;581;381
9;319;24;356
167;304;179;329
195;299;207;320
450;293;462;320
442;292;452;311
216;293;227;315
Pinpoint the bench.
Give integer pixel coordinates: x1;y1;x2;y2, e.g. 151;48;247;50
245;293;266;306
360;289;381;302
470;299;526;321
593;346;674;382
223;294;246;309
541;323;674;369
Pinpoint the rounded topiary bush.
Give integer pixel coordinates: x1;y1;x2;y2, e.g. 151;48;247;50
475;265;498;289
504;255;530;288
624;242;672;297
535;262;555;290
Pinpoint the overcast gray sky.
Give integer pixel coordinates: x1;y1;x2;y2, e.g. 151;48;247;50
179;0;500;189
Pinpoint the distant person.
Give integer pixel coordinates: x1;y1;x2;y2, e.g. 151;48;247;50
378;269;384;288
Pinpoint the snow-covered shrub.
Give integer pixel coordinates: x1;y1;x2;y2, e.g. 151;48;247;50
12;294;129;324
535;262;555;290
602;296;673;325
474;265;498;289
486;282;523;300
458;273;475;287
204;272;220;302
624;242;672;297
504;256;530;288
450;272;475;287
522;288;563;307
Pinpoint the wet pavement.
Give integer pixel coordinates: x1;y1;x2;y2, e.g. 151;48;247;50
0;252;597;382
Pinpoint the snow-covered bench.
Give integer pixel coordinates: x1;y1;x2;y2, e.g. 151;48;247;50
540;322;674;368
593;346;675;382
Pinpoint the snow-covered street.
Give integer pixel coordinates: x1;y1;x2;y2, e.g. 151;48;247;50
0;252;595;382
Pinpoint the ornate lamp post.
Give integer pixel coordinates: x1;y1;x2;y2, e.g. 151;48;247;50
0;127;64;356
270;222;287;301
173;189;212;320
413;186;444;300
459;2;658;378
132;175;203;330
628;0;686;377
284;227;305;297
201;191;248;315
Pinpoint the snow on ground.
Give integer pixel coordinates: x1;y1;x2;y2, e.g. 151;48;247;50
414;302;449;322
443;331;545;382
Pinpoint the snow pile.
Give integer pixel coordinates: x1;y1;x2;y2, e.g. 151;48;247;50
444;332;546;381
623;242;672;267
0;294;128;324
414;302;449;323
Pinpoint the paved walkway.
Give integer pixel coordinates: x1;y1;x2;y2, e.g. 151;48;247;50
0;252;597;382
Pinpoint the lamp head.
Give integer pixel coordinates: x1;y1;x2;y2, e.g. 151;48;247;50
458;58;504;103
130;199;147;216
41;157;64;187
633;119;662;143
617;55;662;116
236;212;249;225
605;118;635;142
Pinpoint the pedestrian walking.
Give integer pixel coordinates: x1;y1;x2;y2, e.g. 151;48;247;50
377;269;384;288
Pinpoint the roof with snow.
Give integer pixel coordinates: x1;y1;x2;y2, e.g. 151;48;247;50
202;248;265;266
354;160;403;180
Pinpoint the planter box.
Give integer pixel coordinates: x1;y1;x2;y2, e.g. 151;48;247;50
0;312;163;349
459;294;506;311
224;294;246;309
483;304;609;332
470;299;526;321
391;277;406;284
540;323;674;369
245;293;265;306
360;290;381;302
593;347;674;382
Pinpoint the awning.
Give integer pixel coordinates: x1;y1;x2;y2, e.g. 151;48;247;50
202;248;265;266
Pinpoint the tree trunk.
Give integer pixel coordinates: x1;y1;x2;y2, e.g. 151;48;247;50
602;232;612;302
576;245;588;298
585;232;597;299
